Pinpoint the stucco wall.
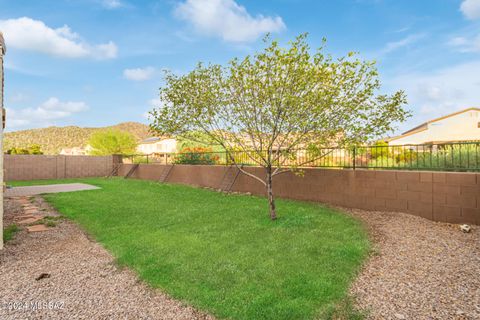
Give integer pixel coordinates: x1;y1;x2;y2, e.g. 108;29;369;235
390;109;480;145
118;164;480;225
137;139;177;154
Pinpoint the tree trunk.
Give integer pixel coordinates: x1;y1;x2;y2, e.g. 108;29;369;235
266;168;277;220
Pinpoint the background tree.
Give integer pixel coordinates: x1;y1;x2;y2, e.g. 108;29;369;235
150;34;409;220
176;131;225;152
368;140;392;159
6;144;44;155
88;129;137;156
28;144;43;155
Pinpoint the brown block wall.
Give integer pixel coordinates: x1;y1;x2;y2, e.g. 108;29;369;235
5;155;113;181
119;164;480;225
65;156;113;178
118;164;230;186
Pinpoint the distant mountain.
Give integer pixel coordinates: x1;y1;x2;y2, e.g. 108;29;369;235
4;122;151;155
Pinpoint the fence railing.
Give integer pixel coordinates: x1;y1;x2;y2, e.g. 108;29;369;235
122;142;480;172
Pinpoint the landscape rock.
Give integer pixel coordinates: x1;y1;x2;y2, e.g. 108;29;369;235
349;209;480;319
26;225;50;232
460;224;471;233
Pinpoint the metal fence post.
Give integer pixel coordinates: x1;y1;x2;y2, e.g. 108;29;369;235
353;147;356;170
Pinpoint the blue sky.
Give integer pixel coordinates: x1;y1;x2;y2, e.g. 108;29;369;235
1;0;480;135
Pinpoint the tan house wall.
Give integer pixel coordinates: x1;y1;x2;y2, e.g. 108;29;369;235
118;164;480;225
4;155;114;181
137;139;177;154
390;109;480;145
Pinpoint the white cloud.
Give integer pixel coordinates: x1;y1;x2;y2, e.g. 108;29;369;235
103;0;123;9
6;97;89;129
447;34;480;52
95;41;118;59
460;0;480;20
123;67;155;81
381;33;426;54
392;26;411;34
174;0;286;42
40;97;88;114
448;36;468;47
0;17;118;59
389;60;480;129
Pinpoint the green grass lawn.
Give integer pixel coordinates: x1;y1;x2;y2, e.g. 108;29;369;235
3;224;19;243
11;178;369;319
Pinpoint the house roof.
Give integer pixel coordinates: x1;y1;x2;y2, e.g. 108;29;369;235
140;136;174;144
0;32;5;55
141;137;161;143
388;107;480;142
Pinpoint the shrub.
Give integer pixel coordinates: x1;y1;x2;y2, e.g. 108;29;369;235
174;147;220;165
370;141;391;159
395;149;417;163
6;144;44;155
368;156;393;168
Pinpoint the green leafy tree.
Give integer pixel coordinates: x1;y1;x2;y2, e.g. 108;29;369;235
28;144;43;155
176;131;225;152
6;144;44;155
6;147;29;154
150;34;409;220
88;129;137;155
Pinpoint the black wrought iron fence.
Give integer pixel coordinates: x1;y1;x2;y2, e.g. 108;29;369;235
123;142;480;172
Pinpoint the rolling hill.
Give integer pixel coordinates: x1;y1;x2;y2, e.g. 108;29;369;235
4;122;151;155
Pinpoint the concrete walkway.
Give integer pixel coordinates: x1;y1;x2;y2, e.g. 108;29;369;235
5;183;100;197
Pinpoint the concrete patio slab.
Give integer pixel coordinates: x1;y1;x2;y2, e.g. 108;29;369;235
5;183;100;197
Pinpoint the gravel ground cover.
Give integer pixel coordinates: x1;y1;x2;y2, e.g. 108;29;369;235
348;209;480;320
0;197;213;320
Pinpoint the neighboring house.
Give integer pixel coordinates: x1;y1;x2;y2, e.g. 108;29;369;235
59;145;93;156
388;108;480;145
60;147;85;156
137;137;177;154
0;32;6;249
